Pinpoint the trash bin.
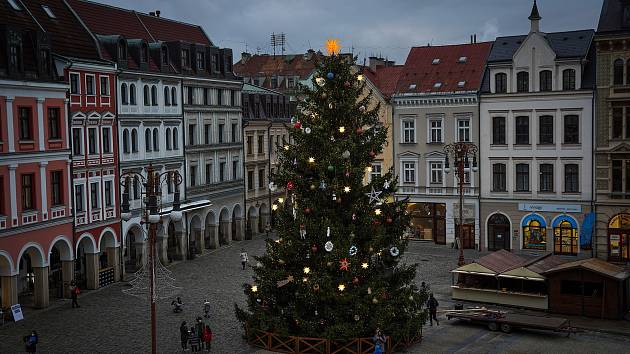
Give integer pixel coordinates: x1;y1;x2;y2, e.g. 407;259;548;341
454;303;464;310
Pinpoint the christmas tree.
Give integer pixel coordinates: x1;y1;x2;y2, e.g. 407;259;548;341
236;42;426;341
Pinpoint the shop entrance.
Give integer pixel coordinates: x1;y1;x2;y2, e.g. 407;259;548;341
487;213;510;251
608;213;630;262
407;203;446;244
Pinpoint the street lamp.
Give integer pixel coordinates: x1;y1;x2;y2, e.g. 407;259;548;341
443;142;478;267
120;164;182;354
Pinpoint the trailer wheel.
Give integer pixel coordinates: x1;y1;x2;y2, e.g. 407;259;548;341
488;322;498;331
500;324;512;333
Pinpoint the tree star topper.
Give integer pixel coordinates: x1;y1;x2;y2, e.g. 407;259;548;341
325;39;341;55
366;186;382;204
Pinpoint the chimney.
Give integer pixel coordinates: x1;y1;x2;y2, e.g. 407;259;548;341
241;52;252;64
156;10;161;17
528;0;541;33
149;11;155;16
470;35;473;44
369;56;385;71
474;34;477;43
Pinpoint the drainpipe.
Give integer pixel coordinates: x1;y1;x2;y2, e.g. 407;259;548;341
476;92;481;252
65;60;76;279
112;62;124;280
591;76;596;259
242;114;249;240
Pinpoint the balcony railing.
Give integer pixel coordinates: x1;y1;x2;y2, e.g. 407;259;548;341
397;186;478;196
21;211;38;225
0;215;6;230
51;206;66;219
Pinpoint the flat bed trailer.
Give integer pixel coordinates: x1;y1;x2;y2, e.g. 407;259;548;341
445;311;577;335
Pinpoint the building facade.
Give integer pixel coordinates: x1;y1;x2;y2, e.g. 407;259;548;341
392;42;492;248
594;0;630;262
479;3;595;255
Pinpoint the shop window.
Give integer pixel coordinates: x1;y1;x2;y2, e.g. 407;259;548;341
522;214;546;250
608;213;630;261
553;216;578;255
407;203;446;244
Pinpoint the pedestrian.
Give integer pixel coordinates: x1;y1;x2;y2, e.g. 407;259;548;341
265;222;271;238
23;330;38;353
189;326;201;352
69;280;80;308
202;325;212;351
240;248;248;270
171;296;184;313
427;293;439;326
195;316;204;338
203;299;211;318
372;328;386;354
179;321;189;351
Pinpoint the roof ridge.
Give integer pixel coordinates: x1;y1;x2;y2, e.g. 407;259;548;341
410;41;493;49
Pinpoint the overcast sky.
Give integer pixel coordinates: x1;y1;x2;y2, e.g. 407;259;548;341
98;0;603;64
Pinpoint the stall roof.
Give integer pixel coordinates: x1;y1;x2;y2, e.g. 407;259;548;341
476;250;527;273
499;267;546;281
452;262;495;276
544;258;630;281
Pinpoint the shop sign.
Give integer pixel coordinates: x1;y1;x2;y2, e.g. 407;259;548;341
11;304;24;321
518;203;581;213
452;204;475;220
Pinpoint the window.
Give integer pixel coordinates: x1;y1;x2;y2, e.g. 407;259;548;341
123;129;130;153
88;127;97;155
433;82;442;89
172;128;178;149
90;182;99;209
152;128;159;151
72;128;82;155
182;49;190;68
129;84;136;105
121;83;128;105
186;86;193;105
219;162;226;182
167;173;174;194
51;171;63;206
118;41;127;60
205;163;213;184
21;174;34;210
75;184;84;212
515;163;529;192
515;116;529;145
213;53;220;72
247;136;253;155
522;215;546;250
197;52;205;70
370;163;382;181
18;107;32;140
104;180;113;207
258;169;265;188
457;81;466;88
457;119;470;142
151;86;157;106
161;47;168;65
189;124;196;145
171;87;178;106
8;0;22;10
539;164;554;192
231;123;237;142
144;85;150;106
145;128;151;152
102;127;111;154
403;162;416;183
164;87;170;106
432;58;440;64
70;73;80;94
258;135;264;154
132;177;140;200
86;75;95;95
141;44;148;63
131;129;138;152
48;107;61;139
165;128;171;150
430;162;443;184
565;164;579;193
614;59;624;85
554;217;578;255
562;69;576;90
40;49;50;74
204;124;211;145
458;56;467;63
612;108;623;139
539;115;554;144
217;89;223;106
429;119;442;143
539;70;552;91
218;124;224;143
564;115;579;144
492;163;506;192
247;170;254;190
628;59;630;85
100;76;110;96
517;71;529;92
232;160;239;180
492;117;506;144
230;90;236;106
402;119;415;143
190;165;197;187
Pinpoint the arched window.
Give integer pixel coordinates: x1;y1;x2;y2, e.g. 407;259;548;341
553;216;578;255
132;176;140;200
151;85;158;106
487;213;510;251
495;72;507;93
144;85;150;106
166;128;172;150
614;59;624;85
152;128;159;151
539;70;552;91
522;214;546;250
122;129;130;153
171;87;178;106
145;128;151;152
131;129;138;152
562;69;576;90
121;83;128;105
164;87;170;106
173;127;179;149
608;213;630;261
129;84;136;105
516;71;529;93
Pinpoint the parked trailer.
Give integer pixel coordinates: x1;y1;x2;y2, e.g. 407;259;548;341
445;311;577;336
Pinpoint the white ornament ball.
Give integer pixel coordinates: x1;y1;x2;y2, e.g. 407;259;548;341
359;105;366;112
305;127;311;134
325;241;334;252
342;150;351;159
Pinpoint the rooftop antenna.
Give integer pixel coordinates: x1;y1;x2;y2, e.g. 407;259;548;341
271;32;286;56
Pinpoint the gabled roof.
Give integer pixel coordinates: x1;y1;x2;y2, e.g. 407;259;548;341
475;249;527;273
488;30;594;63
362;65;404;99
234;53;322;80
597;0;630;34
395;42;492;95
544;258;630;281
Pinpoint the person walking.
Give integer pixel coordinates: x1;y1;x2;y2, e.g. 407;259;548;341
203;300;211;318
69;281;80;308
23;330;38;353
202;325;212;351
372;328;386;354
179;321;189;351
189;325;201;352
240;249;248;270
427;293;439;326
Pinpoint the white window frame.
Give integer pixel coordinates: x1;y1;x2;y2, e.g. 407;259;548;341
89;179;101;211
101;126;113;155
72;126;84;156
103;176;115;209
369;162;382;182
74;182;86;213
70;72;80;94
402;161;417;184
428;116;444;143
99;75;110;96
401;118;416;143
87;126;99;156
457;118;471;142
85;74;96;97
429;161;444;184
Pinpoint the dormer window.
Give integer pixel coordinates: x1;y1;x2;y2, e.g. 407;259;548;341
433;82;442;88
197;51;205;70
7;0;22;11
141;44;148;63
432;58;440;65
623;5;630;27
181;49;190;68
41;5;56;18
118;40;127;60
409;84;417;90
458;56;467;63
212;53;220;72
40;49;50;74
8;31;22;71
458;81;466;87
161;47;168;65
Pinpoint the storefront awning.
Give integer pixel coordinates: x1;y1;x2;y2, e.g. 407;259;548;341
499;267;546;282
452;262;495;276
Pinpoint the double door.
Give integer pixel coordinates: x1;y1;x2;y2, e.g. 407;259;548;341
456;224;475;249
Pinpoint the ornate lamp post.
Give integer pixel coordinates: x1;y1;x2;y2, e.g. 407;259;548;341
120;164;183;354
444;142;478;266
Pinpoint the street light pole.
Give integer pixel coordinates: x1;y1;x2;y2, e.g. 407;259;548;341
444;142;478;267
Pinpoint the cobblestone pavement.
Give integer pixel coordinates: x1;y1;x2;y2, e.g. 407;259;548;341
1;237;629;353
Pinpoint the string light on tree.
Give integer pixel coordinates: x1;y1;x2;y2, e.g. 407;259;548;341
303;267;311;274
338;126;346;133
338;283;346;292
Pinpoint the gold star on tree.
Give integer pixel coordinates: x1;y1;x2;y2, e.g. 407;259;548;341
325;39;341;55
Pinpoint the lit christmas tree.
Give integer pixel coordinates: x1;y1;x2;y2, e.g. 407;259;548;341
236;41;426;341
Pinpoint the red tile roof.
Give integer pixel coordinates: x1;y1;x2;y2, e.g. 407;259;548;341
363;65;404;99
234;53;323;80
395;42;492;95
137;13;211;45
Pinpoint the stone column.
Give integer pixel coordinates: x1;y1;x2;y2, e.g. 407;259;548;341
39;162;48;221
5;97;15;153
196;228;204;254
36;98;45;151
61;261;74;298
107;247;120;282
32;267;49;308
85;253;99;290
1;276;18;309
220;220;232;245
205;225;219;249
177;231;186;261
233;218;244;241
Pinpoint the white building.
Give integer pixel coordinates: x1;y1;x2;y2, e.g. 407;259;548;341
479;2;595;255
